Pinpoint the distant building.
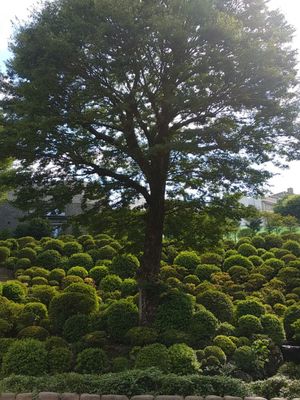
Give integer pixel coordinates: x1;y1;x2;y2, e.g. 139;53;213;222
240;187;294;213
0;192;87;234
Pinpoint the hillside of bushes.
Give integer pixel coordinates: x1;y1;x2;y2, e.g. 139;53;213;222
0;232;300;386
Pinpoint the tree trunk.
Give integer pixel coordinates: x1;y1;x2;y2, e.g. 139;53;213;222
138;180;166;325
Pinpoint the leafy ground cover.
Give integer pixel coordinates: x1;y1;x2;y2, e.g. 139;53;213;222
0;232;300;386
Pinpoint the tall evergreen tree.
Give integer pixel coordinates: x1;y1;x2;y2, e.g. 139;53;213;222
1;0;299;323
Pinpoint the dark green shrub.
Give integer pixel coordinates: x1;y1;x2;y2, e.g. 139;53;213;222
63;241;83;256
32;276;48;285
159;329;191;346
23;302;48;320
100;274;122;292
238;243;258;257
278;267;300;288
67;266;89;279
255;265;275;280
75;348;109;374
2;281;26;302
65;282;98;304
264;234;283;250
189;309;218;344
204;345;227;364
281;253;297;264
174;251;200;272
233;346;256;373
68;253;94;270
0;338;15;362
17;326;49;340
238;315;262;337
184;275;200;285
63;314;90;342
200;252;223;266
264;258;285;271
17;236;36;248
252;236;266;248
216;322;236;336
2;339;48;376
168;343;200;375
89;266;109;284
197;290;234;322
18;247;36;262
261;251;275;261
112;356;129;372
0;318;12;337
48;347;73;373
213;335;236;356
16;258;31;269
246;273;267;290
195;264;221;281
26;267;49;278
248;255;263;267
110;254;139;278
36;250;62;269
61;275;84;288
45;336;69;351
49;291;98;331
155;291;194;332
97;245;117;260
227;266;249;283
44;239;64;253
283;240;300;256
261;314;285;344
236;298;265;319
135;343;170;372
49;268;66;282
122;278;138;296
265;290;285;306
106;299;139;342
223;255;253;271
126;327;158;346
30;285;57;306
284;305;300;340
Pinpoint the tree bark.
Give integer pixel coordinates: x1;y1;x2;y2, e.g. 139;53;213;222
138;155;169;325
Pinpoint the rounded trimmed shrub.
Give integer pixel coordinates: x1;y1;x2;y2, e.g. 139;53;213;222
68;253;94;270
189;309;218;344
213;335;236;356
200;252;223;266
110;254;139;278
0;247;10;263
89;266;109;285
2;339;48;376
18;247;36;262
63;241;83;257
174;251;200;272
283;240;300;256
235;298;265;319
155;291;194;332
2;281;26;302
223;255;253;271
126;326;158;346
48;347;73;373
17;326;49;340
96;245;117;260
63;314;90;342
195;264;221;281
233;346;256;373
75;348;109;374
67;266;89;279
261;313;285;344
227;266;249;283
135;343;170;372
197;290;234;322
238;243;258;257
99;274;122;292
61;275;84;288
284;305;300;340
264;235;283;250
106;299;139;342
36;250;62;269
44;239;64;253
30;285;57;306
23;302;48;320
204;345;227;365
49;268;66;282
121;278;138;296
31;277;48;285
238;315;262;337
168;343;200;375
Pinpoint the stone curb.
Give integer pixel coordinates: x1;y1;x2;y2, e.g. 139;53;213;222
0;395;294;400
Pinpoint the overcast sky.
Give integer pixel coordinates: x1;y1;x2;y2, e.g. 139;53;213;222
1;0;300;195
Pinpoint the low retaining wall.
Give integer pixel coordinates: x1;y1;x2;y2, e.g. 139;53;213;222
0;394;298;400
